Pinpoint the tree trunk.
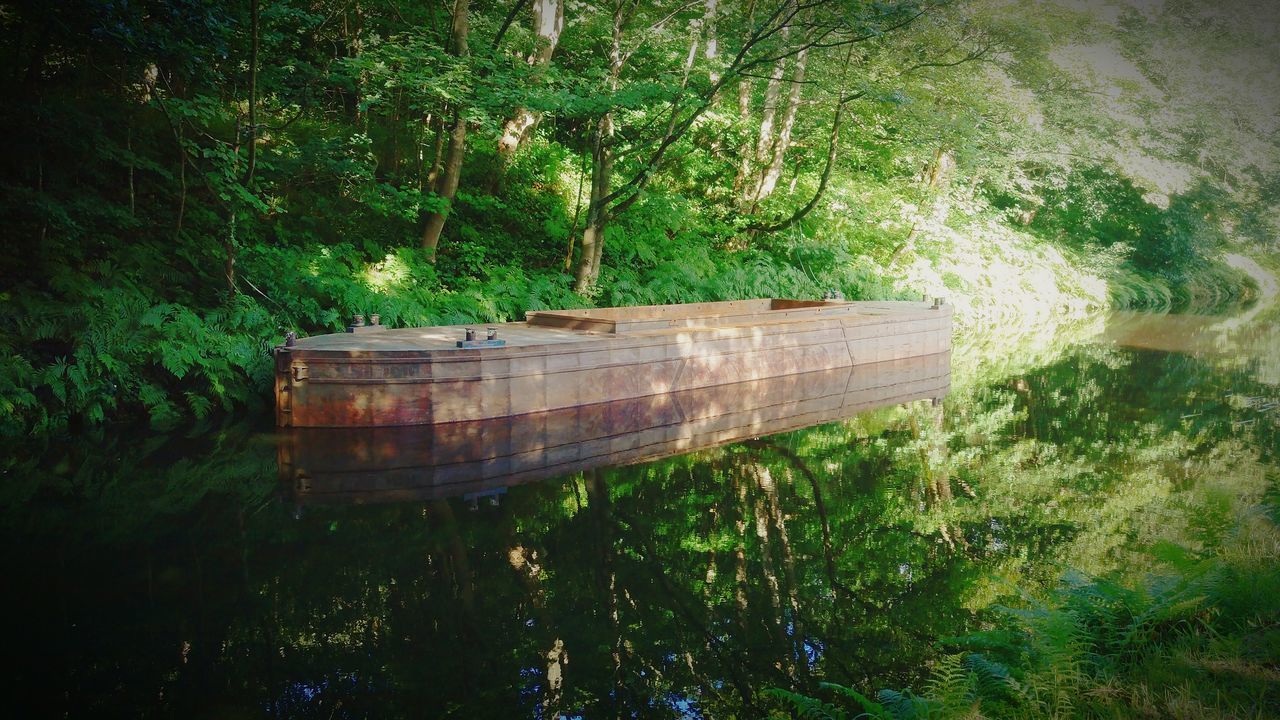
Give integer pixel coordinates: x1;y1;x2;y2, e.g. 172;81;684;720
127;126;135;216
703;0;719;84
732;72;753;196
891;147;953;263
758;463;804;679
225;219;237;292
665;11;703;139
420;0;470;260
923;145;954;189
744;42;858;237
732;467;750;633
743;21;791;210
731;1;757;196
573;114;612;292
496;0;564;160
245;0;260;185
745;91;846;235
753;41;787;166
425;113;446;189
572;0;622;293
421;110;467;260
174;124;187;240
389;88;402;178
752;471;791;677
562;150;589;270
750;44;807;209
586;471;624;712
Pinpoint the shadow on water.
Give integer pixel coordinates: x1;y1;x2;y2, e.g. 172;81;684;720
2;300;1277;717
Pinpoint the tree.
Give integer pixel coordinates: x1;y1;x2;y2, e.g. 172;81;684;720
569;0;937;292
496;0;566;162
420;0;471;260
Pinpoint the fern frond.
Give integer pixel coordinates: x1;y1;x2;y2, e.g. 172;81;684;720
763;688;850;720
818;683;891;719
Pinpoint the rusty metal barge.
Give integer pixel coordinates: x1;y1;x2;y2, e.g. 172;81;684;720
273;298;952;428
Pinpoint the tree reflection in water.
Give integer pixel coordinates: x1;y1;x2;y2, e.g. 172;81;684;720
2;309;1277;717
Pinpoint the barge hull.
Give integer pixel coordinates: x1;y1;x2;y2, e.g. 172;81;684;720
281;351;952;503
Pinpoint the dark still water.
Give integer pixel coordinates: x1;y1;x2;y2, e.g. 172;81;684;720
3;307;1277;718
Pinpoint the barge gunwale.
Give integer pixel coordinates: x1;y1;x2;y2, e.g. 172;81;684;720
289;326;947;385
525;297;859;333
283;302;946;357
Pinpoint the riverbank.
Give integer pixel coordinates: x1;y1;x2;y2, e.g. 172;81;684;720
894;210;1263;333
0;206;1266;439
1225;253;1279;302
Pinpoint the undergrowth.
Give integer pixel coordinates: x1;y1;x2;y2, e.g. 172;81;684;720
1107;260;1258;313
0;231;914;436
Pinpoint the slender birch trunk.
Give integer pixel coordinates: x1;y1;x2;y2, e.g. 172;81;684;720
497;0;564;160
743;18;793;210
751;45;808;208
665;11;703;139
704;0;719;82
731;0;758;196
425;113;446;189
245;0;260;184
753;35;788;166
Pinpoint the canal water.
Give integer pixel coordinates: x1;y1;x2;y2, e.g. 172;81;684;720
2;302;1276;718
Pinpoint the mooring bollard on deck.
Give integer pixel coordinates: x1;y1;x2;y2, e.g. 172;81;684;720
347;312;387;334
457;326;506;349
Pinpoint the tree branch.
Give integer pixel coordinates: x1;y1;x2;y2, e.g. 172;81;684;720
618;0;703;68
602;1;933;220
744;47;862;234
491;0;532;50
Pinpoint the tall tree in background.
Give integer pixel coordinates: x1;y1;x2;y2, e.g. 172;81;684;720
421;0;471;260
742;24;810;213
496;0;565;163
572;0;626;293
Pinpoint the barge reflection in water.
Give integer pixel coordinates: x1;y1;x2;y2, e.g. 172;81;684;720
278;351;951;504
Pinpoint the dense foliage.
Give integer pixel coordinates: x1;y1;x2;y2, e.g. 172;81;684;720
1;0;1276;434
